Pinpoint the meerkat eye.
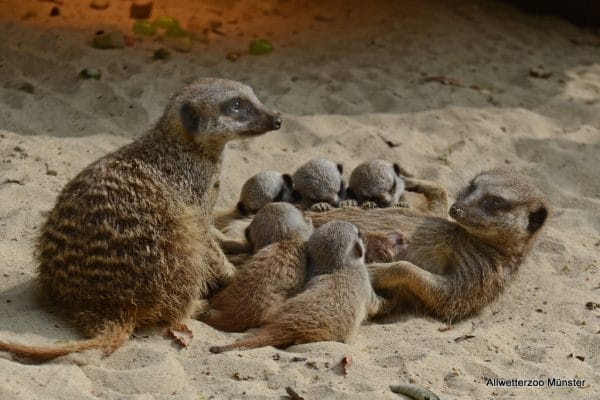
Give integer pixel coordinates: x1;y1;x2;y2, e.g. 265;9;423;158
482;195;510;211
230;98;242;112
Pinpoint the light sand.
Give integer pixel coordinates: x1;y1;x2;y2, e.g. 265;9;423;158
0;0;599;399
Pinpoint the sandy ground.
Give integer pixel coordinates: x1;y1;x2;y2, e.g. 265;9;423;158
0;0;599;399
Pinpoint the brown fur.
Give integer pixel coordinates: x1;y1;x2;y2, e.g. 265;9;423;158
0;78;281;362
200;203;313;332
209;221;395;353
307;169;549;322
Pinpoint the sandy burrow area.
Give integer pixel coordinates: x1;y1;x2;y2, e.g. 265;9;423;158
0;0;599;399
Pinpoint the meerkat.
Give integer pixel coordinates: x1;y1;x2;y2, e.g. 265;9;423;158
199;203;313;332
307;169;549;322
209;221;396;353
212;170;293;253
0;78;282;362
343;159;409;209
291;158;345;212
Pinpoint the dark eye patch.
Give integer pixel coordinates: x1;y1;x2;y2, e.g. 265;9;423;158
481;195;511;212
390;180;397;193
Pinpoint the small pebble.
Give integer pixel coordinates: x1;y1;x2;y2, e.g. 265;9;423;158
130;1;153;19
226;51;240;62
79;68;102;80
153;15;179;30
93;31;126;49
153;47;170;60
133;19;156;36
19;82;35;94
249;38;273;55
90;0;109;10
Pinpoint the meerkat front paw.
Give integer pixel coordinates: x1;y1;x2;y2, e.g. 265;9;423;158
310;202;332;212
395;201;410;208
361;201;378;210
339;199;359;208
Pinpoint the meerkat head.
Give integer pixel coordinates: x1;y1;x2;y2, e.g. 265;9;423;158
292;158;345;207
159;78;281;144
237;170;294;215
347;159;405;207
245;202;313;252
449;168;549;247
307;221;365;274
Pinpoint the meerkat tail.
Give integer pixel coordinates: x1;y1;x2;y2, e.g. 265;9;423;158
0;320;134;362
389;383;440;400
209;328;289;354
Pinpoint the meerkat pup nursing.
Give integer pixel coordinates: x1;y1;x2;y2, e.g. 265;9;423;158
292;158;346;212
0;78;282;362
209;221;396;353
200;203;313;332
308;169;549;322
344;159;408;209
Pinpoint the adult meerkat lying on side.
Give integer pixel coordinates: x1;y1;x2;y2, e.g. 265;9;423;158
344;159;409;209
292;158;346;212
209;221;396;353
200;203;313;332
307;169;549;322
0;78;282;362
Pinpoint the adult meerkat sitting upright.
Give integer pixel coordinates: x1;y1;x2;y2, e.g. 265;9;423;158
200;203;313;332
209;221;396;353
292;158;346;212
344;159;409;209
307;169;549;322
0;78;282;362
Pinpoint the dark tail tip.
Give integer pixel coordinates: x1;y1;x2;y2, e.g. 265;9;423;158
209;345;223;354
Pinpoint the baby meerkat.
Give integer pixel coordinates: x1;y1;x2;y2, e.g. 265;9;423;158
0;78;282;362
200;203;313;332
292;158;345;212
209;221;396;353
307;169;549;322
213;170;293;248
344;159;408;209
237;170;294;215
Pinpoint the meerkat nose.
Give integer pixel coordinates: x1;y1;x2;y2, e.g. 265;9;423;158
271;115;282;130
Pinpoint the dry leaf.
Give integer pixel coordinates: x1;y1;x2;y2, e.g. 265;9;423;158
167;324;193;347
341;355;352;375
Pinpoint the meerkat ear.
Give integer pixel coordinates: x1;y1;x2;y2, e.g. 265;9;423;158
244;226;252;244
237;201;248;215
282;174;293;190
346;187;356;199
393;163;402;177
180;101;204;134
292;190;302;201
353;241;364;258
527;206;548;234
337;163;344;174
